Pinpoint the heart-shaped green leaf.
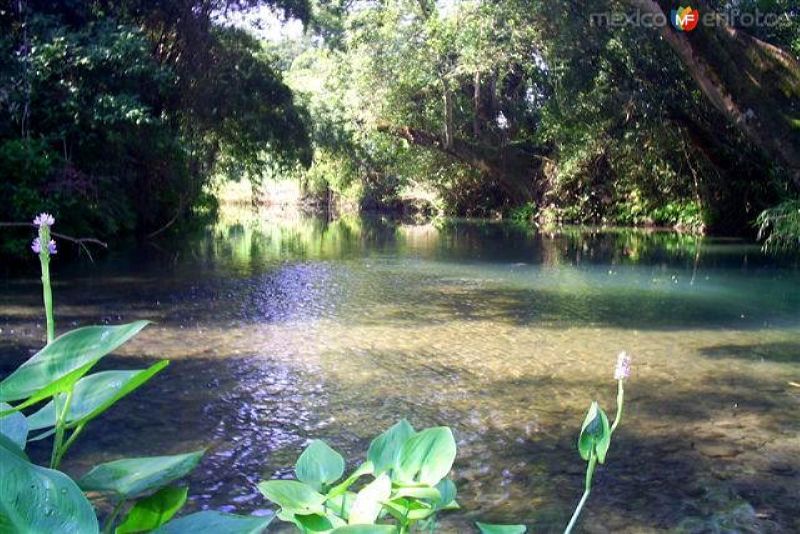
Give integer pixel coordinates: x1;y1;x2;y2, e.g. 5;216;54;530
0;321;149;403
257;480;326;514
154;511;272;533
115;486;188;533
296;439;345;491
578;401;611;463
27;362;168;431
0;402;27;449
349;473;391;525
367;420;415;476
395;427;456;486
475;522;527;534
331;526;397;533
295;513;336;532
79;450;204;499
0;438;98;533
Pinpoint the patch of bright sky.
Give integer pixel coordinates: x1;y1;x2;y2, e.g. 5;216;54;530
218;5;305;41
219;0;461;42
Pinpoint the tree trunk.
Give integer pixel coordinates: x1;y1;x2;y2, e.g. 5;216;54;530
473;71;481;138
442;80;454;149
627;0;800;184
377;123;543;203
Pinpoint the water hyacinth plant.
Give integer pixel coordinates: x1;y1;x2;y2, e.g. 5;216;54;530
260;352;631;534
0;214;262;533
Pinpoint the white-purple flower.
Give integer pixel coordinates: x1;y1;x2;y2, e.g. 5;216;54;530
614;351;631;380
33;213;55;228
31;238;57;255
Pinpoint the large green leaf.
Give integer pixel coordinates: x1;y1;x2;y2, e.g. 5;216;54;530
395;427;456;486
367;420;415;476
0;439;98;533
294;513;336;532
475;522;527;534
349;473;391;525
330;526;396;533
257;480;326;514
295;439;345;491
27;363;168;431
578;402;611;463
0;402;27;449
115;486;188;533
0;321;149;403
154;511;272;534
79;450;204;499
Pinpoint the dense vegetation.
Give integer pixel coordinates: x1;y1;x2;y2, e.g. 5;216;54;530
1;0;798;252
279;0;798;238
0;0;311;255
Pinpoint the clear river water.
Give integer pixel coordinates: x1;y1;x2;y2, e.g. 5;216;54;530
1;208;799;533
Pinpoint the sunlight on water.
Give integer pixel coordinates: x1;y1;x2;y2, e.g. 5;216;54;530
1;206;799;532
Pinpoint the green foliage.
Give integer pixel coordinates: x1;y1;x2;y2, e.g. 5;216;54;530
475;523;527;534
578;402;611;464
152;511;273;534
0;220;261;533
0;1;312;251
260;420;461;532
296;439;346;491
79;451;205;499
115;486;188;534
0;439;99;533
757;199;800;250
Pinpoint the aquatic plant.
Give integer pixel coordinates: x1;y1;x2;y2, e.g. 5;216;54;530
0;214;262;533
260;354;631;533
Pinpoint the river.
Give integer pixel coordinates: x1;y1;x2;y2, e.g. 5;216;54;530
1;208;799;532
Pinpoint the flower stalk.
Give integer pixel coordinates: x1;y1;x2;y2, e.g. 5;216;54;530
33;213;57;344
564;352;631;534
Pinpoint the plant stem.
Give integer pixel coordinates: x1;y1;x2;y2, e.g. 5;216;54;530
49;389;74;469
564;451;597;534
54;422;85;468
102;499;125;534
38;240;55;344
610;379;624;435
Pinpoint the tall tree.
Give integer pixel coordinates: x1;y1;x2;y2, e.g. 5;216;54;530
627;0;800;183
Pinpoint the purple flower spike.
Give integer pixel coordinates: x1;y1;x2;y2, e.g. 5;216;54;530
614;351;632;381
33;213;55;228
48;239;57;255
31;237;42;254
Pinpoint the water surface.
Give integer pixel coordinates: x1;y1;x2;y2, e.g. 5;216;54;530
2;209;799;533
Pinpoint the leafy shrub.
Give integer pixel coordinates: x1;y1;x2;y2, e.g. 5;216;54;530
0;215;266;533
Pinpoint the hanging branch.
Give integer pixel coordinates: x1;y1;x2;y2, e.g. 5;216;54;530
0;222;108;261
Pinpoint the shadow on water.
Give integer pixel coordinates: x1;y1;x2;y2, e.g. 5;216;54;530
2;209;800;532
699;342;800;363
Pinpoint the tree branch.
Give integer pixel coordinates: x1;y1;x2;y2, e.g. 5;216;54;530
0;222;108;261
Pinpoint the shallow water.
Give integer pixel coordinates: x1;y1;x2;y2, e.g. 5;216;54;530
2;209;800;533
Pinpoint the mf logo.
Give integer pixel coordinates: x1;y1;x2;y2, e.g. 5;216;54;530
671;6;700;32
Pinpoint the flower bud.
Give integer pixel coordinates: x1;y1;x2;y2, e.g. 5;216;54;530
614;351;631;380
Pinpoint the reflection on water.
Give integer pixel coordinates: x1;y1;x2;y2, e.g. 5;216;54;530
1;207;800;532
